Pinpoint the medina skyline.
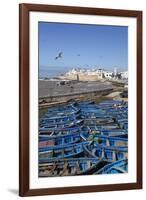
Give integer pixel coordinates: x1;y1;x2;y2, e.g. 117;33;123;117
39;22;128;72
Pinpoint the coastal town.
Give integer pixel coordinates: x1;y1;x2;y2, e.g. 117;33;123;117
58;67;128;81
39;67;128;105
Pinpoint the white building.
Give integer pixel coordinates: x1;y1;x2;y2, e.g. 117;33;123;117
114;67;117;76
121;71;128;79
103;71;113;79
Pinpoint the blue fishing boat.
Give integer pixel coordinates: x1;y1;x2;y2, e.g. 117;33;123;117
94;145;127;161
101;129;127;137
39;141;90;159
39;126;83;135
84;117;114;125
40;113;81;124
39;133;83;146
95;158;128;174
45;108;81;118
94;135;128;146
40;119;83;128
39;119;83;131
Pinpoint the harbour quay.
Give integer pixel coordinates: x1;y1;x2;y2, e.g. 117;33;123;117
39;80;113;105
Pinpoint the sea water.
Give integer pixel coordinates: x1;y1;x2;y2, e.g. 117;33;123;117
39;66;72;79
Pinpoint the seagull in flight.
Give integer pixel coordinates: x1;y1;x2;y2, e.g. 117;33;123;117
55;52;63;60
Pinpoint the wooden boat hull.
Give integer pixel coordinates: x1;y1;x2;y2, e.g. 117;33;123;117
39;158;110;177
95;158;128;174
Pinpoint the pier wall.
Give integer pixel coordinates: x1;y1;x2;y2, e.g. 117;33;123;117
39;88;113;108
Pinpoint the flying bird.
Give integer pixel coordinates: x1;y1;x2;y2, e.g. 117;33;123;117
77;54;80;56
55;52;63;60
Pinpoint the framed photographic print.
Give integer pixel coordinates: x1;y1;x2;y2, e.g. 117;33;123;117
19;3;143;196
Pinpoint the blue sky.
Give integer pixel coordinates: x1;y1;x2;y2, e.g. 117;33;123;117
39;22;128;72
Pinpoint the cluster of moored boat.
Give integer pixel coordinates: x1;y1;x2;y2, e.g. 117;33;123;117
39;100;128;177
